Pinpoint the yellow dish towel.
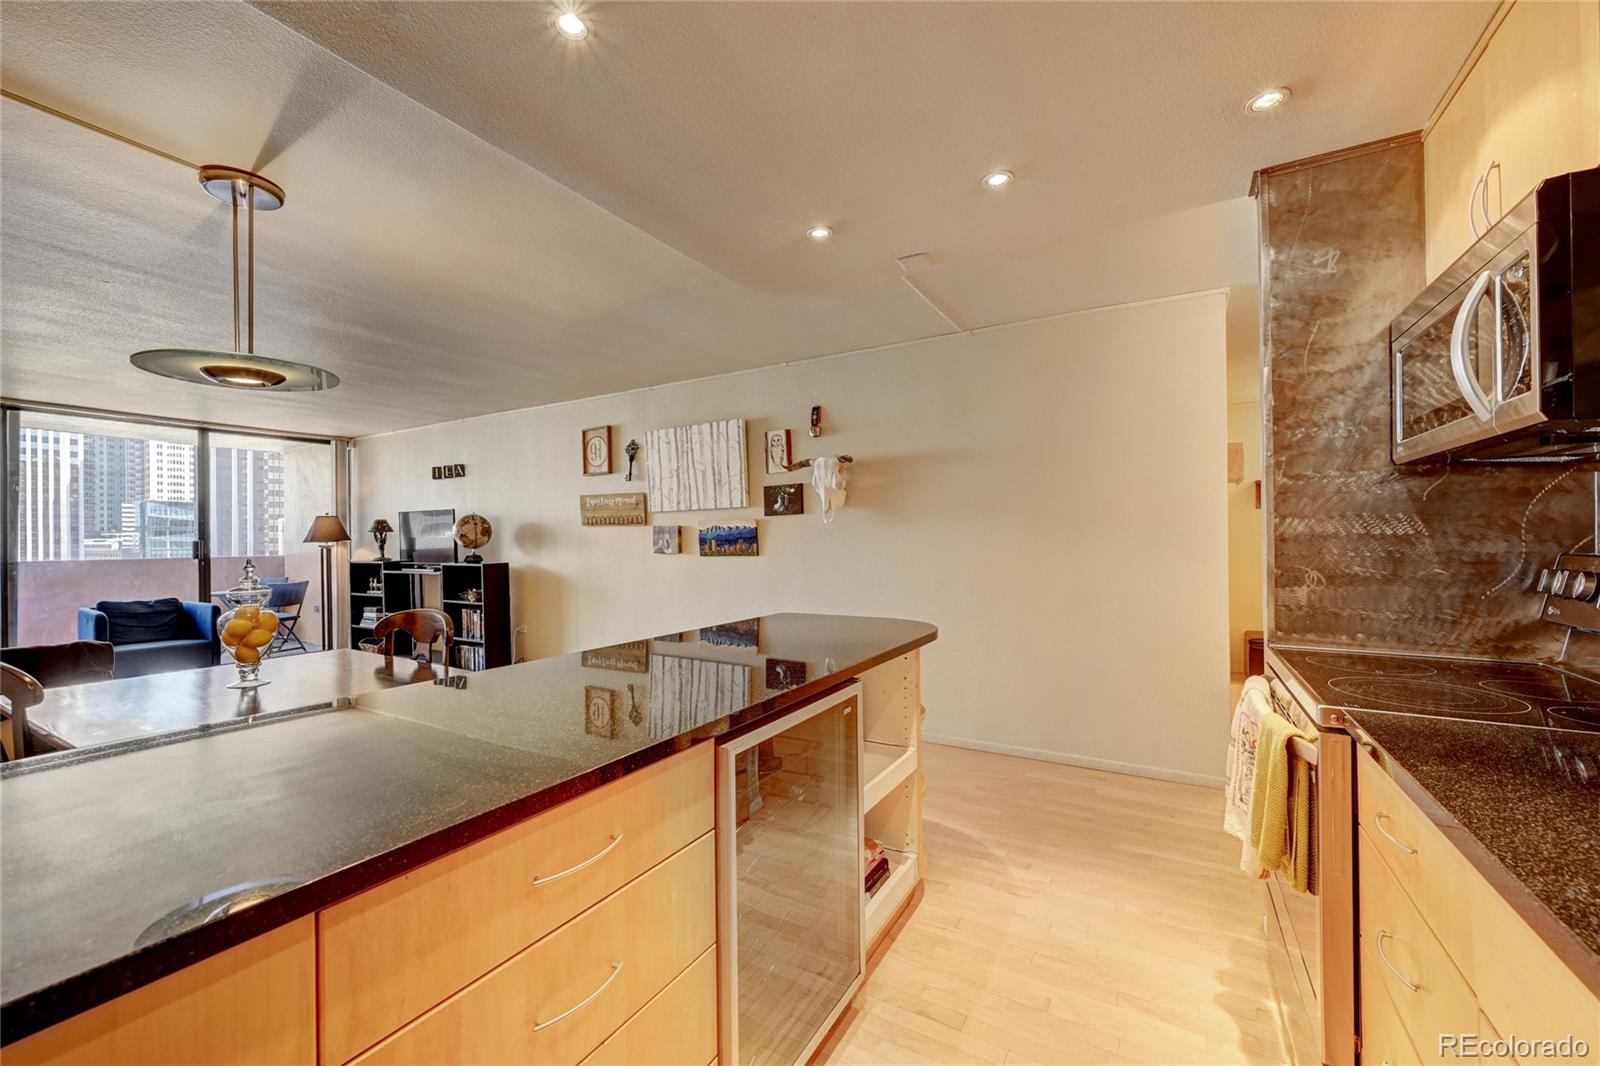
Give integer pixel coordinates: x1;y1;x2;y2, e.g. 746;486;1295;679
1249;711;1319;894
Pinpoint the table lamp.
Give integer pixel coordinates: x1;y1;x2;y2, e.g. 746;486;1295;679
369;518;394;560
303;514;351;651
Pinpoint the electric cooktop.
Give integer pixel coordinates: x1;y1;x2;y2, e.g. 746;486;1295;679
1271;648;1600;734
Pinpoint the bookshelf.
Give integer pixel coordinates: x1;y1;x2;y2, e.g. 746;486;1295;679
348;560;414;657
347;560;511;671
440;562;512;672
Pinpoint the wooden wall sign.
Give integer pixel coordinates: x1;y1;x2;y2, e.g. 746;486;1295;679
582;640;650;673
582;426;612;476
580;492;647;526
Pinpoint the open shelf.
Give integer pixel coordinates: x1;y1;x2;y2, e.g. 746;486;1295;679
863;741;917;812
864;848;917;944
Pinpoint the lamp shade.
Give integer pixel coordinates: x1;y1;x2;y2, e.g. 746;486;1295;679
369;518;394;535
303;514;351;544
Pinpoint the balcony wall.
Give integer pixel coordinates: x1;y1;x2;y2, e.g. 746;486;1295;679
12;554;323;646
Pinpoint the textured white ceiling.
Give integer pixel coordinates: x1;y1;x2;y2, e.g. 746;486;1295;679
0;0;1492;437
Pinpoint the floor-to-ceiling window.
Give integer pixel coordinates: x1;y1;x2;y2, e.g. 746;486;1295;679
2;406;341;650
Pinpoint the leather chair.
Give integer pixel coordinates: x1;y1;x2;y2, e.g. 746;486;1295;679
361;609;454;675
2;640;115;688
78;598;221;678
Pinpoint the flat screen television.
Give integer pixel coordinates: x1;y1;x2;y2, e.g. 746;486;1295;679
398;508;458;564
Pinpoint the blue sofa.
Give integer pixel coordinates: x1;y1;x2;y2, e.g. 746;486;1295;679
77;598;221;679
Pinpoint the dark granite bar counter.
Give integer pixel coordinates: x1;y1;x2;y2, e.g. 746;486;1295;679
1345;711;1600;998
0;612;936;1045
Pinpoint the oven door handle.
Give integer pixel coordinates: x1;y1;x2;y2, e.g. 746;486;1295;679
1449;270;1495;422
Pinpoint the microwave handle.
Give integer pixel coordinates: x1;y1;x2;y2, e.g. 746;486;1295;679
1449;269;1495;421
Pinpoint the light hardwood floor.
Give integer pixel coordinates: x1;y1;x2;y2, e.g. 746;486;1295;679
816;744;1299;1065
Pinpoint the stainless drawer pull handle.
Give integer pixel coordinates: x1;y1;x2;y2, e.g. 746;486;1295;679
532;962;622;1032
1374;813;1417;855
1375;931;1420;993
532;834;622;886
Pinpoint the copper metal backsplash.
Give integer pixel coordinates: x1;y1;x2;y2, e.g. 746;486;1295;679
1260;138;1597;666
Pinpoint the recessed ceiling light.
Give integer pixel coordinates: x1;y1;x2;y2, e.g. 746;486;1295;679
555;11;589;39
807;225;833;242
1246;87;1291;113
982;169;1014;190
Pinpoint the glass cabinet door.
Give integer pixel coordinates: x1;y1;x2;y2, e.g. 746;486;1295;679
719;685;861;1066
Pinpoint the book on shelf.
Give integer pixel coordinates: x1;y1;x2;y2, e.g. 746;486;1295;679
453;643;485;671
458;607;483;642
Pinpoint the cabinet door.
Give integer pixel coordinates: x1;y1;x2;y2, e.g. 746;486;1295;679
6;919;314;1066
718;685;862;1066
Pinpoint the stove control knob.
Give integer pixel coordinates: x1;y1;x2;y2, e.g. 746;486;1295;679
1551;570;1573;596
1536;568;1557;593
1567;572;1600;601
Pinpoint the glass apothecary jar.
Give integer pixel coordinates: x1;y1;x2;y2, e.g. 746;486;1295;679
218;559;279;689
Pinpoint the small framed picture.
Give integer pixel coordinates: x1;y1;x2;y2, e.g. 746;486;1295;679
584;685;618;737
652;525;680;554
764;429;792;474
763;483;804;516
582;426;612;476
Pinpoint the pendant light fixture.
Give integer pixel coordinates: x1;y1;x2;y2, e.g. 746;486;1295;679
132;165;339;391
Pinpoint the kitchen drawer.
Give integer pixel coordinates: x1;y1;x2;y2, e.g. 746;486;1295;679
580;945;716;1066
1354;744;1598;1049
1356;747;1438;916
321;743;713;1064
1359;941;1425;1066
1359;826;1478;1061
351;833;715;1066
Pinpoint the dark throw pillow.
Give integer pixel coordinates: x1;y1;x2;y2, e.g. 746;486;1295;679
95;598;190;644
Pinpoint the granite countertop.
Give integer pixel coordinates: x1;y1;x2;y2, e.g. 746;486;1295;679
1265;643;1599;996
1345;710;1600;996
0;612;936;1045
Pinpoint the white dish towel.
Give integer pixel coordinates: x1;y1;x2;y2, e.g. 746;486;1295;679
1224;676;1272;879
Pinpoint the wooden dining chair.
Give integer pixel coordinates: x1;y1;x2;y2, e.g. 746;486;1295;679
0;662;45;761
361;609;454;675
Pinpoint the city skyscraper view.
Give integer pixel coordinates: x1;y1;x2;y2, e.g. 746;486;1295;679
14;425;287;562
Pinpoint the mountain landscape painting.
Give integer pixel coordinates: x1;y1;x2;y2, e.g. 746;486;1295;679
698;522;759;557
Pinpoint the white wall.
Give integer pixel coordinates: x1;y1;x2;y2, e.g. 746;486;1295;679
1226;284;1265;674
353;293;1232;784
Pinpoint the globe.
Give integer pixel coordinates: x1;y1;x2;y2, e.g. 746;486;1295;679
456;513;492;562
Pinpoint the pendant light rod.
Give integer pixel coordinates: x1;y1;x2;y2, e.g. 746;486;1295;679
231;184;242;353
248;181;256;354
0;89;201;171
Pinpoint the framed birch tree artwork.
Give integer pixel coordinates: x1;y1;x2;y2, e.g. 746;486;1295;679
644;418;749;511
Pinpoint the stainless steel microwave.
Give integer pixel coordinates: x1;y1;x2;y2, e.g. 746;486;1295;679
1390;166;1599;464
